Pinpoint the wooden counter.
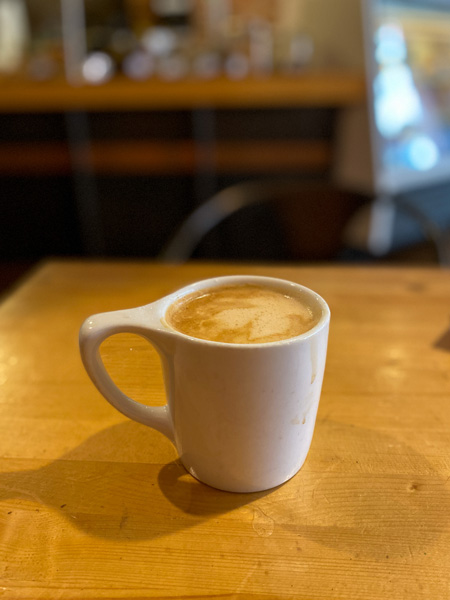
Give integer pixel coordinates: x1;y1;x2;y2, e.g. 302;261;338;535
1;260;449;599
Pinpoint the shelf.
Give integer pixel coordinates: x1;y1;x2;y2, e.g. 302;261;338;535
0;139;332;175
0;71;365;113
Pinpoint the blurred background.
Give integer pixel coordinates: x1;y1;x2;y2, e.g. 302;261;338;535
1;0;450;292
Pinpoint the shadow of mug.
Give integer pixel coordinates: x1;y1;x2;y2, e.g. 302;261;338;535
0;421;271;542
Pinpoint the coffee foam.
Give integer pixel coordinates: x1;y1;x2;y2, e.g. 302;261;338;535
166;284;319;344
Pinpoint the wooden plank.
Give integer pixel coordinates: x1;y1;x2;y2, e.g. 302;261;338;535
0;139;331;175
0;142;71;175
213;139;331;172
0;71;366;113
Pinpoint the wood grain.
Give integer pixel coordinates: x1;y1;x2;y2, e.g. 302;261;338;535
0;260;449;599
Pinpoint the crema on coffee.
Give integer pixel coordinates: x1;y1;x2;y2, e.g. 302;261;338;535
165;284;319;344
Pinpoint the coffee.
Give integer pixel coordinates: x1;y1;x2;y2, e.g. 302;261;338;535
165;283;319;344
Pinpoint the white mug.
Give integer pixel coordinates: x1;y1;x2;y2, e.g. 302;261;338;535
79;275;330;493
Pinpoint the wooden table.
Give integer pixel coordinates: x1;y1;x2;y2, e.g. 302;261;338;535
1;260;450;599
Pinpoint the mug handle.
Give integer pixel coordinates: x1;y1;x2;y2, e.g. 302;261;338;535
79;306;176;444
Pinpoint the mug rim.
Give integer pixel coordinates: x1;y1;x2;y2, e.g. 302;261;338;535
157;274;330;348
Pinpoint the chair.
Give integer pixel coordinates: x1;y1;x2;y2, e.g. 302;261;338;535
343;193;450;266
159;178;362;263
